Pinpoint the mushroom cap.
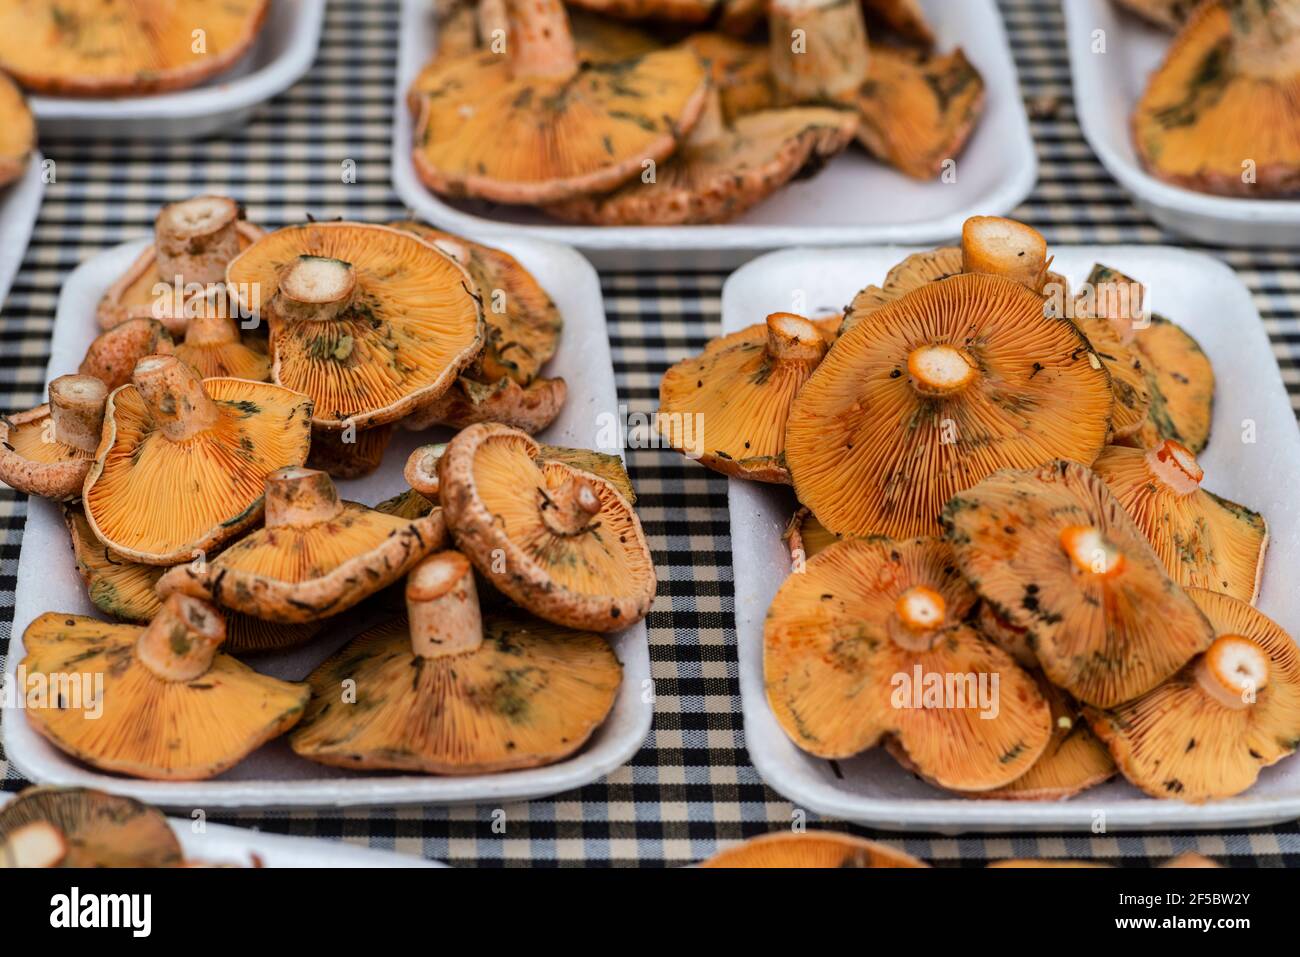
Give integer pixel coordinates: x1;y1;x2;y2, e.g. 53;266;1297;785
97;221;264;335
174;316;271;381
786;273;1114;538
1132;313;1215;453
659;312;828;482
700;831;927;868
404;375;567;434
544;104;858;226
290;610;621;774
157;467;447;624
568;8;663;62
0;375;109;501
539;444;636;504
79;318;176;390
1088;588;1300;801
764;536;1052;789
1134;0;1300;196
1113;0;1198;29
862;0;936;47
682;33;775;121
306;422;395;480
845;246;962;333
409;44;709;204
225;222;485;430
21;611;308;780
374;488;437;521
84;365;313;565
0;787;181;868
1093;441;1267;603
386;222;562;387
1074;312;1152;441
0;71;33;188
438;423;656;632
855;45;986;180
941;460;1216;708
0;0;270;96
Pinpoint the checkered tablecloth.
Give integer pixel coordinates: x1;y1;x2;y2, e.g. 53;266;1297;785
1;0;1298;867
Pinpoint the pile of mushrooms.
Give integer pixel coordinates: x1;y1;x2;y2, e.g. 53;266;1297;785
658;213;1297;803
2;195;654;782
407;0;988;224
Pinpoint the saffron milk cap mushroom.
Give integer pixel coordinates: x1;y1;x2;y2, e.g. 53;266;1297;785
0;375;107;500
79;318;176;390
701;831;927;868
290;550;622;773
0;72;34;188
0;787;182;868
174;312;271;381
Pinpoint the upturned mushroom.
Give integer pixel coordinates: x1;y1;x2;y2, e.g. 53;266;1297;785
225;222;484;431
658;312;828;483
438;423;655;632
1134;0;1300;196
403;375;568;434
765;536;1052;790
21;595;308;780
290;551;622;774
375;443;446;519
82;355;313;564
0;375;107;501
174;313;271;381
941;460;1216;708
785;273;1113;538
0;0;270;96
1093;441;1267;603
157;466;446;624
0;787;182;868
1088;588;1300;801
97;196;265;335
0;71;34;188
700;831;927;868
544;89;859;225
409;0;708;205
79;318;176;390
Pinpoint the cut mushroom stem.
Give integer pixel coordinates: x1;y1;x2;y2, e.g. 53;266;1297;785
183;312;243;348
961;216;1050;291
47;375;108;454
1145;438;1204;496
404;444;446;498
907;344;975;395
1060;525;1127;578
507;0;577;80
0;821;68;869
263;466;346;528
689;88;727;147
407;551;483;659
135;593;227;683
888;585;947;651
1230;0;1300;77
540;476;603;537
766;312;827;363
1195;634;1270;710
132;355;220;442
769;0;871;103
154;196;241;288
275;256;358;323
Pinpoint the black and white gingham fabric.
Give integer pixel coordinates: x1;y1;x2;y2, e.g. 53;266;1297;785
1;0;1298;867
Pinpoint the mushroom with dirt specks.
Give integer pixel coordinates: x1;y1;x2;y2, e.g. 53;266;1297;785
0;375;108;501
701;831;927;868
0;787;182;868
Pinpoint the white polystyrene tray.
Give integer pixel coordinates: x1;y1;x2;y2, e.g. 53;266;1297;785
725;245;1300;833
391;0;1036;270
28;0;325;140
1;236;652;809
0;154;45;311
1065;0;1300;246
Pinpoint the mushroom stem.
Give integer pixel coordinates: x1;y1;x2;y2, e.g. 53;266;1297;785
887;584;947;651
769;0;871;104
47;375;108;454
506;0;577;80
1228;0;1300;77
688;88;728;147
407;551;483;659
0;822;67;869
766;312;827;363
907;344;975;396
1145;439;1203;497
478;0;507;46
274;256;357;323
539;474;603;537
182;312;242;348
154;196;241;288
131;355;221;442
1195;634;1269;710
136;594;226;682
263;466;346;528
1059;525;1127;578
961;216;1051;292
404;444;446;499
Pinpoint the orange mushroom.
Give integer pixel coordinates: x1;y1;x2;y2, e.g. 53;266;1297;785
305;423;396;480
0;375;107;501
174;313;270;381
403;375;567;434
79;318;176;391
0;71;34;188
0;787;182;868
701;831;927;868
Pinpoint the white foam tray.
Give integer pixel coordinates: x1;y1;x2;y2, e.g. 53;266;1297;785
725;245;1300;832
390;0;1036;270
1065;0;1300;246
1;235;652;809
28;0;325;140
0;154;45;311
